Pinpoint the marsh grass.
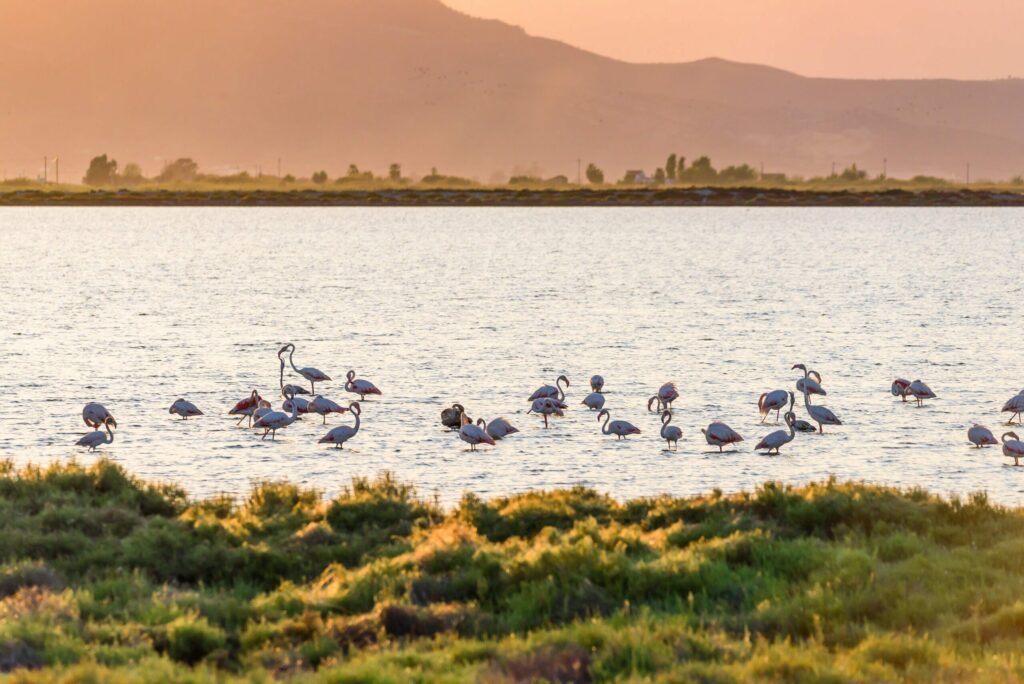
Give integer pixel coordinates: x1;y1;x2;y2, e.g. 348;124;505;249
1;459;1024;681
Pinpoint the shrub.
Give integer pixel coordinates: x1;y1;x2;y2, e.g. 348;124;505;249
166;617;227;666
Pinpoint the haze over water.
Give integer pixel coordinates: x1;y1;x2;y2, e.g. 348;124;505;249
0;207;1020;505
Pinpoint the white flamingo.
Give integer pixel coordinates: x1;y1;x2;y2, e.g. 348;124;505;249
581;392;606;411
486;417;519;440
802;387;842;433
319;403;362;449
907;380;936;407
169;399;203;420
758;389;789;423
648;382;679;412
278;357;310;416
1002;432;1024;466
891;378;912;402
83;402;116;430
280;343;331;395
529;375;569;402
459;416;496;451
528;397;563;428
1002;390;1024;425
590;375;605;393
597;409;641;440
77;417;115;451
345;370;382;400
660;410;682;449
253;390;300;440
308;395;348;424
792;364;826;396
229;390;263;426
968;424;998;448
702;422;743;452
755;412;796;455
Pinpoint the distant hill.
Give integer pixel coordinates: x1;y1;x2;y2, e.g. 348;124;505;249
2;0;1023;181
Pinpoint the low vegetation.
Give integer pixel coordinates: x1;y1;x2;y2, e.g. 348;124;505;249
1;459;1024;681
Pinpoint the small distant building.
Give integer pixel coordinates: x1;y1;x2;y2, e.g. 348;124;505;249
623;169;655;184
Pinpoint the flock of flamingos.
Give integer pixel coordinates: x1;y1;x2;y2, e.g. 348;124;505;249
75;343;1024;464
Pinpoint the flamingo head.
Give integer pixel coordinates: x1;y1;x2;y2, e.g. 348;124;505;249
597;409;609;421
784;412;796;426
558;374;570;386
349;402;361;416
347;370;356;382
791;363;806;372
277;343;293;358
1005;432;1021;443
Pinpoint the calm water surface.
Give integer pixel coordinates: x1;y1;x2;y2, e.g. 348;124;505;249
0;207;1021;505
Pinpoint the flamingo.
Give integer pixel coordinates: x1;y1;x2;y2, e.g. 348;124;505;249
83;403;116;430
648;382;679;412
792;364;826;396
597;409;641;440
441;404;466;431
907;380;936;407
345;370;382;400
319;402;362;449
968;424;998;448
280;343;331;395
278;357;310;416
802;387;842;434
530;375;570;402
252;400;273;424
758;389;789;423
169;399;203;420
282;384;311;397
590;375;605;393
308;395;348;424
702;422;743;452
253;390;300;440
486;417;519;440
528;397;563;428
660;410;682;449
581;392;606;411
755;412;797;454
1002;390;1024;425
1002;432;1024;466
459;416;496;451
229;390;264;426
77;417;115;451
781;390;816;432
891;378;912;402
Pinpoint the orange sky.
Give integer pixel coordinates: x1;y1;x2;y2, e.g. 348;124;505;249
444;0;1022;79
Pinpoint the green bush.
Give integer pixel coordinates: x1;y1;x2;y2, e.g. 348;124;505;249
166;616;227;666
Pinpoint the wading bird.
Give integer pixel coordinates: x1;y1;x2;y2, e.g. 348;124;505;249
1002;390;1024;425
77;417;115;451
702;422;743;452
319;403;361;449
907;380;936;407
590;375;604;393
581;392;605;411
169;399;202;420
486;416;519;440
280;343;331;395
792;364;826;396
345;370;382;400
441;404;466;431
597;409;641;440
968;424;998;448
758;389;789;423
802;387;842;434
1002;432;1024;466
229;390;263;426
253;390;300;440
530;375;570;402
308;395;348;424
755;412;797;455
648;382;679;412
660;410;682;449
459;416;496;451
528;397;563;428
891;378;912;401
83;403;116;430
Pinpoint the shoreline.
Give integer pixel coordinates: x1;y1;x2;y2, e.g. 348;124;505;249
4;186;1024;207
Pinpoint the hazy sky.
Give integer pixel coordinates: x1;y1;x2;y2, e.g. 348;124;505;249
444;0;1022;80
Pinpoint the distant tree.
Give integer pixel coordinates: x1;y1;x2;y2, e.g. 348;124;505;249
83;154;118;186
718;164;758;183
839;164;867;181
157;158;199;182
654;167;666;184
665;154;677;181
121;162;144;185
348;164;360;177
677;156;686;174
389;163;402;182
312;170;328;184
679;156;716;183
283;174;296;183
585;163;604;184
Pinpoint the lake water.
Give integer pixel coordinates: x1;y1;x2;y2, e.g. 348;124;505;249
1;207;1022;506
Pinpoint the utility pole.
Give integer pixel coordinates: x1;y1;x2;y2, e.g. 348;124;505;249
43;156;47;183
577;158;581;185
966;162;970;184
55;157;59;185
831;161;836;177
882;157;887;178
277;157;281;178
759;161;764;179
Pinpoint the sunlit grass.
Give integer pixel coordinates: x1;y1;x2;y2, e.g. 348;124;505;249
1;459;1023;680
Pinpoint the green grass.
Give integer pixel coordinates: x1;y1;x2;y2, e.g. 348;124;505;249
1;459;1024;681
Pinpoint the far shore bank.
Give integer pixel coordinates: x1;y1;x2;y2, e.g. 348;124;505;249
3;186;1024;207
